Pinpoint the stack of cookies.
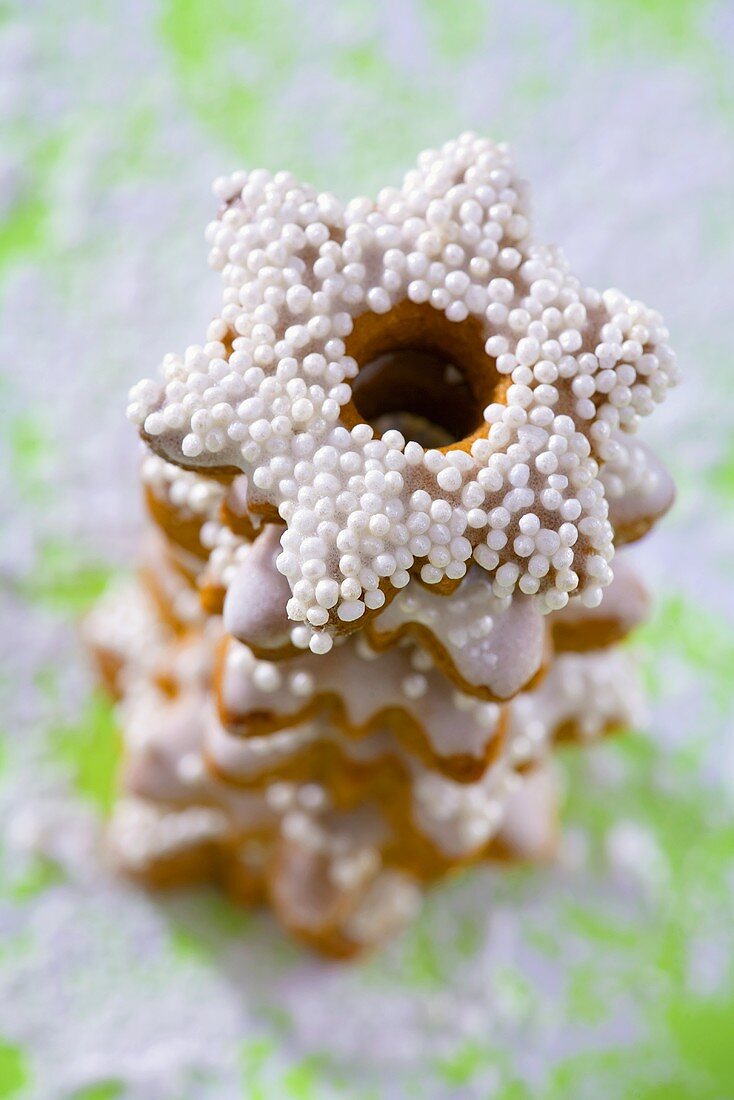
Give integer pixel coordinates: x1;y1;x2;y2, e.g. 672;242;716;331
87;136;677;956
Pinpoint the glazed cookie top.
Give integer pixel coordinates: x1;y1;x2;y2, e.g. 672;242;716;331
129;134;677;652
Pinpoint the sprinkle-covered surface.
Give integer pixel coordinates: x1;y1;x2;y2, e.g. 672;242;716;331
1;1;733;1097
129;135;677;647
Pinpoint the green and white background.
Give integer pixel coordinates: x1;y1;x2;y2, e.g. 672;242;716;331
1;1;733;1096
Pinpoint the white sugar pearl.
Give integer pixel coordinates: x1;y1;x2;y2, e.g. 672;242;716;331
496;562;520;586
337;600;365;622
291;398;314;422
437;467;462;492
402;674;428;699
182;434;203;458
252;664;281;692
315;578;339;609
516;337;540;366
290;671;315;697
364;589;386;610
310;632;333;654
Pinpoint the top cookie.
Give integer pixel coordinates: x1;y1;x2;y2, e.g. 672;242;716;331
129;134;677;652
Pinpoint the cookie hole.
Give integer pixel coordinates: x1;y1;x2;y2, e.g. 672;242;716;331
345;301;500;450
352;349;477;448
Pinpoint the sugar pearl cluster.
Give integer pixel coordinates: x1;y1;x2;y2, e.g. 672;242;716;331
413;766;519;856
200;518;251;589
522;648;646;742
128;134;678;651
599;430;668;504
145;533;207;628
110;798;230;868
141;451;227;518
413;647;642;857
83;576;167;686
279;809;383;897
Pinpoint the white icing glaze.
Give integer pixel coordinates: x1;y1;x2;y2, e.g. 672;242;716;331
509;647;646;748
205;714;321;781
279;804;386;862
495;765;558;860
205;711;395;781
367;566;545;697
223;525;292;651
198;519;252;588
108;797;231;869
111;778;417;949
129;135;678;650
218;634;504;760
410;763;519;857
95;574;645;879
220;520;547;693
270;806;388;938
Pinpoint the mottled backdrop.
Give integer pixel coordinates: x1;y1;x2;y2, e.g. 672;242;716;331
1;1;733;1097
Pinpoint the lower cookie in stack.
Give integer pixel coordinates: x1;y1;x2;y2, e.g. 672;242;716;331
89;570;644;957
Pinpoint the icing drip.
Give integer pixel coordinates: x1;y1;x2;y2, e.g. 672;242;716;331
367;566;545;698
223;525;292;652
